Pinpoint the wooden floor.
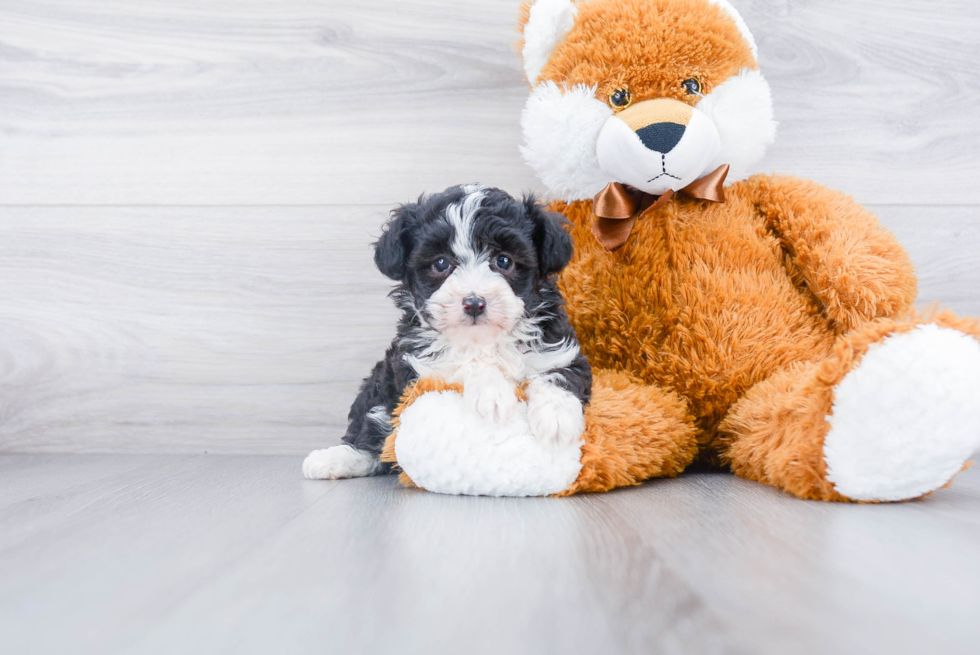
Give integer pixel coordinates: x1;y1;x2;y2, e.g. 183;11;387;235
2;454;979;655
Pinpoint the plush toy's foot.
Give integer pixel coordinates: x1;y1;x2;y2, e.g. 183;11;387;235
720;314;980;502
389;381;584;497
823;324;980;500
302;445;380;480
383;372;699;496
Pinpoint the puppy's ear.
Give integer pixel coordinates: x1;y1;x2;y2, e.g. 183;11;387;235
526;195;573;276
374;203;417;281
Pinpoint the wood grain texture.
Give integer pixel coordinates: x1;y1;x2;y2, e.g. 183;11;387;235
1;204;976;454
0;454;978;655
0;206;398;453
0;0;978;205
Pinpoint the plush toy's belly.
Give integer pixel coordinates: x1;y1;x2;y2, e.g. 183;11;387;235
393;389;584;497
558;195;837;435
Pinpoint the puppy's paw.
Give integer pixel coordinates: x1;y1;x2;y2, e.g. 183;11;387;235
462;367;519;422
302;445;379;480
526;379;586;446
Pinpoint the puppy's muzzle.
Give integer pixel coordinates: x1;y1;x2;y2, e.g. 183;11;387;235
462;294;486;318
596;98;721;196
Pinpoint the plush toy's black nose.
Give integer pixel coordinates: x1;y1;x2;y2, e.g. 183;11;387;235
462;294;486;318
635;122;686;153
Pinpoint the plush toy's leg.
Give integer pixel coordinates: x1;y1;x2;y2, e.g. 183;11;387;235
718;312;980;501
559;369;699;495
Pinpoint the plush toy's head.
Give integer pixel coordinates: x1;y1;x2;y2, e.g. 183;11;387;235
519;0;776;201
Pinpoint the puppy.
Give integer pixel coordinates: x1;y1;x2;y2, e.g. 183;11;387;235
303;184;592;480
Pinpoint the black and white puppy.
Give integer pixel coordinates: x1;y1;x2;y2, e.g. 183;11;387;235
303;184;592;480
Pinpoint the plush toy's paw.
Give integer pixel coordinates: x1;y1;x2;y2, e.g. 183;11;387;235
462;367;519;422
302;445;379;480
526;378;586;446
824;325;980;501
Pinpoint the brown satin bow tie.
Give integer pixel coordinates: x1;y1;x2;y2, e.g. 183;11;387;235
592;164;730;251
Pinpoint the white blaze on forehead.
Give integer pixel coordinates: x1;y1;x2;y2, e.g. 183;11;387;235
445;188;486;264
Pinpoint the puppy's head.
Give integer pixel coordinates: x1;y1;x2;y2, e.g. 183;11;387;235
376;185;572;346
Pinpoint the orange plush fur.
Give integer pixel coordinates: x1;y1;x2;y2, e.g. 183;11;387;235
525;0;757;104
513;0;979;500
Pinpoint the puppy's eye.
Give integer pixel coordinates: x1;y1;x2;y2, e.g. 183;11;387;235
431;257;453;274
682;78;702;95
494;254;513;270
608;88;632;109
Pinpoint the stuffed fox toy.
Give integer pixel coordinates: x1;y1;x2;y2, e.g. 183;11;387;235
384;0;980;501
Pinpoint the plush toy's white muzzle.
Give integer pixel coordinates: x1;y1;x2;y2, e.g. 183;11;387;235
596;99;722;196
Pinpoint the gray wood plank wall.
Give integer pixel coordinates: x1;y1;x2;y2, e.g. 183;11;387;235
1;0;978;453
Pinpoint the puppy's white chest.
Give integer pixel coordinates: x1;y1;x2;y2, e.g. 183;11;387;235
393;389;583;497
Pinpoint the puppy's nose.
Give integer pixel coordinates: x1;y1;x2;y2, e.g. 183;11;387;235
617;98;694;154
462;294;486;318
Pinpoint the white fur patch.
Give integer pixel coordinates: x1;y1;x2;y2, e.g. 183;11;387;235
422;259;526;349
706;0;758;59
394;388;583;496
520;81;614;202
824;325;980;501
525;338;581;375
302;445;380;480
462;362;520;422
526;378;586;445
522;0;578;84
445;189;485;264
696;68;776;183
365;404;391;430
596;107;722;195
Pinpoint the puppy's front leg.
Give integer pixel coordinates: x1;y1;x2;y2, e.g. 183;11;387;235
461;364;520;422
526;377;586;446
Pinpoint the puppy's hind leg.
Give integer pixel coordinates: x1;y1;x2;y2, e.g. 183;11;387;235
303;444;381;480
304;404;393;479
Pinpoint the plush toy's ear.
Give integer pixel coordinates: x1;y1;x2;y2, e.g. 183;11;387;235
374;204;418;281
526;195;573;276
518;0;578;85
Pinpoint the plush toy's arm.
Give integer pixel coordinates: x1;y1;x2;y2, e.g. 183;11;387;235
749;175;918;331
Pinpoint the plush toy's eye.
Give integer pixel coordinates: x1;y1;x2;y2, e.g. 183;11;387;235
608;88;632;109
493;254;513;271
682;78;702;95
431;257;454;274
